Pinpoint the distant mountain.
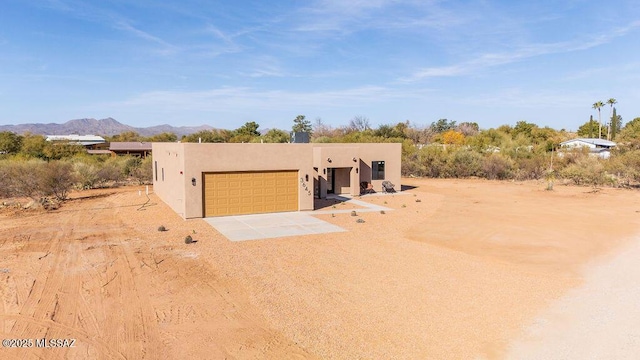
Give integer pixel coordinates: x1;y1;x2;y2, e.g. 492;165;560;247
0;118;214;137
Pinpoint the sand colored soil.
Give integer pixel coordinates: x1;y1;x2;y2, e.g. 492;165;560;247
1;178;639;359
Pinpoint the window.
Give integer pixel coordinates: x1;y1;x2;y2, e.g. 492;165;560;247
162;168;165;181
372;161;385;180
154;161;158;181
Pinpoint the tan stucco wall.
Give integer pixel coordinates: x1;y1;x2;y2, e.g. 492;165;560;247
153;142;402;218
312;143;401;193
154;143;315;219
151;143;187;217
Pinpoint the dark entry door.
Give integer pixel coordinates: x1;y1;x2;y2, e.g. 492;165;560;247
327;168;335;194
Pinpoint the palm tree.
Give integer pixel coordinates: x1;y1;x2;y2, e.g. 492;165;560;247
606;98;617;140
592;101;605;139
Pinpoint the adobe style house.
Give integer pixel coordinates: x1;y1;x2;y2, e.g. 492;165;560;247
152;143;401;219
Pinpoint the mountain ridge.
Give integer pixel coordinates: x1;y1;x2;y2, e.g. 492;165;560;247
0;118;214;137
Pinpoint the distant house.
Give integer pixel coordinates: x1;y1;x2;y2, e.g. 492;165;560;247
559;138;616;159
109;142;152;158
45;135;107;149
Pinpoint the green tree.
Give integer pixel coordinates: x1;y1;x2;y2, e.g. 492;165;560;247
0;131;22;154
430;119;456;133
230;121;261;143
146;132;177;142
618;117;640;141
512;121;537;139
577;116;598;138
292;115;312;134
610;107;622;140
19;133;46;158
606;98;617;140
181;130;229;143
592;101;605;139
109;131;142;142
261;128;290;143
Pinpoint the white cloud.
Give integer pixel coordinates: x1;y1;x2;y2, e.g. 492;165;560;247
402;20;640;82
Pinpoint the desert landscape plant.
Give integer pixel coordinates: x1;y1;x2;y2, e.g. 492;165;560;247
184;235;193;244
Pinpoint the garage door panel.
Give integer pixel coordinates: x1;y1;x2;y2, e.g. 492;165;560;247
204;171;298;217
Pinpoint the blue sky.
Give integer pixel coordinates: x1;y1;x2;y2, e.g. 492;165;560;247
1;0;639;132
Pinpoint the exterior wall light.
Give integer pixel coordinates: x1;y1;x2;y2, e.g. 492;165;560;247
353;157;357;162
192;177;197;186
327;158;332;163
305;174;309;182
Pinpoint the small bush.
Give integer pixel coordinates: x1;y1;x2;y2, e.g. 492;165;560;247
158;225;167;232
356;218;365;223
401;204;406;208
184;235;193;244
415;199;421;202
559;157;609;186
350;210;357;216
380;210;385;214
482;154;514;180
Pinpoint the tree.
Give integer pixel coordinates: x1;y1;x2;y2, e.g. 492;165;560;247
592;101;605;139
512;121;537;139
606;98;617;140
292;115;312;134
348;115;371;132
19;133;46;158
181;130;228;143
0;131;22;154
610;107;622;140
261;128;290;143
230;121;261;143
430;119;456;133
577;116;598;138
618;117;640;141
441;130;465;145
109;131;142;142
147;132;177;142
457;122;480;136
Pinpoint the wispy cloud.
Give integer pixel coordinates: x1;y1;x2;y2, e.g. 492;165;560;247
402;20;640;82
38;0;179;55
116;85;430;113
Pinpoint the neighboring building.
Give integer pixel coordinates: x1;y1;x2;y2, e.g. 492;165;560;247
559;138;616;159
45;135;106;149
152;142;401;219
109;142;152;158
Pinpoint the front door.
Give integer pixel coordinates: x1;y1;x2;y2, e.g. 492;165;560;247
327;168;335;194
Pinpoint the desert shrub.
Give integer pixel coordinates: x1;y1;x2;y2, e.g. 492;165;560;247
73;162;98;189
514;155;548;180
0;160;45;199
356;218;365;223
96;162;123;185
129;156;153;184
350;210;357;216
123;156;142;177
417;145;447;178
559;157;610;186
606;150;640;185
184;235;193;244
482;153;514;180
158;225;167;232
443;149;483;178
40;161;76;201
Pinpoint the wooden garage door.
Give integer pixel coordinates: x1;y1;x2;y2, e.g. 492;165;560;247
203;171;298;217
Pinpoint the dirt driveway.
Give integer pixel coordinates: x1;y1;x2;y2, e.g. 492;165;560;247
1;179;639;359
